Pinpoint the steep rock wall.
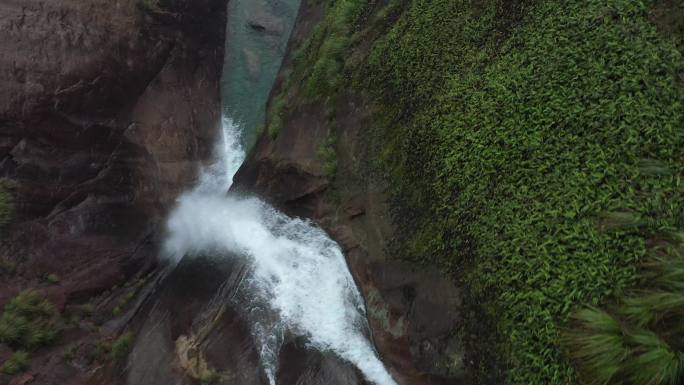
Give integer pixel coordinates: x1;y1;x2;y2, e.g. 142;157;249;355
0;0;225;383
233;3;465;385
0;0;225;299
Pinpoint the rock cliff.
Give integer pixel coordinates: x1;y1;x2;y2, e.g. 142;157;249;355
233;3;466;385
0;0;225;383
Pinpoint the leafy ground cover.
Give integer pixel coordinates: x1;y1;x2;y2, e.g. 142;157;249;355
275;0;684;383
0;290;63;350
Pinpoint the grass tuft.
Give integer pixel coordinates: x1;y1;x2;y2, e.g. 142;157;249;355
619;292;684;327
0;351;29;375
110;333;133;365
626;330;683;385
565;308;628;385
0;290;62;350
46;274;60;285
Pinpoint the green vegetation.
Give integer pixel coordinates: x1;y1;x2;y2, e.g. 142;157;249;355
200;368;221;385
566;244;684;385
0;179;15;231
79;303;95;319
363;1;684;383
0;290;62;350
0;257;16;274
46;274;60;285
112;306;122;316
92;333;134;365
139;0;161;13
265;0;371;137
112;277;147;316
295;0;368;97
267;95;287;139
0;351;29;375
278;0;684;383
93;340;111;361
317;135;337;178
62;345;77;363
110;333;133;364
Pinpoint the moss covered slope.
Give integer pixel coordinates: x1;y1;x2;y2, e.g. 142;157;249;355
270;0;684;383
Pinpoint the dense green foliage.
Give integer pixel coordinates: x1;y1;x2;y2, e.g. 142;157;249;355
0;351;29;375
110;333;133;364
266;0;370;137
279;0;684;383
0;291;62;350
567;244;684;385
363;1;683;383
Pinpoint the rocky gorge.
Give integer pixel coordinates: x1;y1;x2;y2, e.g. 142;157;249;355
1;1;683;385
0;0;462;384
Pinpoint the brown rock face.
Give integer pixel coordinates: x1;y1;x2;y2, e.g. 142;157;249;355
234;3;466;385
0;0;225;287
0;0;225;382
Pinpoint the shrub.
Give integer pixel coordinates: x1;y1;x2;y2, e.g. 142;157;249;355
92;340;111;362
0;351;29;375
282;0;684;383
46;274;60;285
112;286;142;317
0;179;15;230
92;333;134;365
360;0;684;383
0;290;62;350
79;303;95;319
0;258;16;274
110;333;133;365
567;249;684;385
565;308;629;385
625;330;683;385
200;368;221;385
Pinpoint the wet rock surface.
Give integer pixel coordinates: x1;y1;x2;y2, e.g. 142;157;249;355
0;0;225;383
233;3;467;385
128;256;370;385
1;0;465;384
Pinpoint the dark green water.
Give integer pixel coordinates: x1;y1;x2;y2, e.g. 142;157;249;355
222;0;301;151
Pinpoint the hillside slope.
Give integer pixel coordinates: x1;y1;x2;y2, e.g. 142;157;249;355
237;0;684;384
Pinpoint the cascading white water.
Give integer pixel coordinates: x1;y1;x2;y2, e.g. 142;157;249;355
163;117;398;385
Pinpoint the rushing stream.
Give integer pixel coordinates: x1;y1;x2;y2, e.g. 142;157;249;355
160;1;398;385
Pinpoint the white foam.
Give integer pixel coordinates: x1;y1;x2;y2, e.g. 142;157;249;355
163;117;397;385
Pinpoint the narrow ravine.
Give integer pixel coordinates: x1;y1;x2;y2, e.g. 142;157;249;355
159;1;398;384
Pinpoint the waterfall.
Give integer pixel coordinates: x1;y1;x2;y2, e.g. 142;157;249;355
162;117;398;385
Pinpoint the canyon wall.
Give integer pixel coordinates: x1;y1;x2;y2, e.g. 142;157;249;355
0;0;225;383
233;3;466;385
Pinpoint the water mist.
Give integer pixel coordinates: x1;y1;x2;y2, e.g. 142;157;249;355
163;118;398;385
